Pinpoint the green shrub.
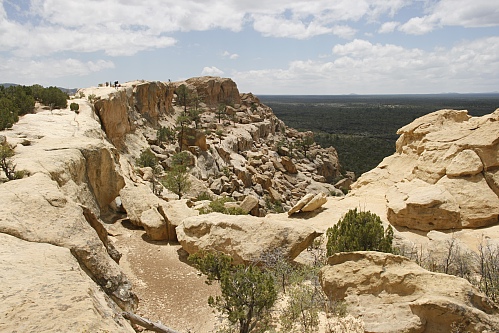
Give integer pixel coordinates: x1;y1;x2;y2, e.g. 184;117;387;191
70;102;79;112
326;208;394;256
157;126;176;144
195;191;212;201
198;197;248;215
190;251;277;333
136;148;158;168
40;86;68;108
0;144;26;180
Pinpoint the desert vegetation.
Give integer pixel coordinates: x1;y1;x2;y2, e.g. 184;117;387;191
0;84;69;130
188;210;395;333
261;94;499;177
398;235;499;303
326;208;394;256
0;143;26;181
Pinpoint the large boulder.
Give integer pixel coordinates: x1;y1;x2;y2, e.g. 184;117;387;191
176;213;321;264
0;233;135;332
353;108;499;231
320;251;499;333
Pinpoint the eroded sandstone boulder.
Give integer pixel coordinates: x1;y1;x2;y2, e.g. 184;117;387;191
176;213;321;264
320;251;499;333
379;109;499;230
0;233;135;332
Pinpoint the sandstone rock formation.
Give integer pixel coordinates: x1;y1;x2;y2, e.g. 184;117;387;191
320;251;499;333
176;213;321;264
353;108;499;230
0;102;137;330
91;77;341;217
0;233;135;333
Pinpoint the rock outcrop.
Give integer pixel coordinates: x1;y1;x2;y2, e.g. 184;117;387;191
176;213;321;264
354;108;499;230
94;80;175;149
0;233;135;333
0;102;138;330
320;251;499;333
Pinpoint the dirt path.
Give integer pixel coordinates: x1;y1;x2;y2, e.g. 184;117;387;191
112;220;220;333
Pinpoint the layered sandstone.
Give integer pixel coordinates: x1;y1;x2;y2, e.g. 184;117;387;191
353;108;499;230
320;251;499;333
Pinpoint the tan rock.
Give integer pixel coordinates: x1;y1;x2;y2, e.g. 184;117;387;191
301;192;327;212
320;251;499;333
386;179;461;230
159;199;199;241
288;193;315;216
239;195;259;213
0;233;135;333
176;213;321;264
185;76;241;107
268;187;283;203
141;207;167;240
446;149;483;177
120;182;162;227
437;174;499;228
281;156;298;174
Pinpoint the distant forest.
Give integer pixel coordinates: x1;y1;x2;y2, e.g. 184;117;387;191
260;94;499;178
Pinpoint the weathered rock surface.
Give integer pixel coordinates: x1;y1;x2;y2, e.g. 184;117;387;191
94;80;175;149
362;108;499;230
288;192;327;215
176;213;321;264
0;102;138;331
0;233;135;333
320;251;499;333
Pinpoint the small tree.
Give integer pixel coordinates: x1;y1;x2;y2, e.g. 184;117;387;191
0;144;24;180
217;103;226;123
326;208;394;256
176;84;190;114
176;115;191;151
161;152;192;199
136;148;158;168
157;126;175;145
190;252;277;333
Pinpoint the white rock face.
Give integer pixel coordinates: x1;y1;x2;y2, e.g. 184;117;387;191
320;251;499;333
0;233;135;333
176;213;321;264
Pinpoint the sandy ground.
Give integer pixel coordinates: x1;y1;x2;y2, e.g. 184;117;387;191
112;220;221;333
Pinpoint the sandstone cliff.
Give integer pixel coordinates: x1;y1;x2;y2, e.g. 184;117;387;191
0;101;137;330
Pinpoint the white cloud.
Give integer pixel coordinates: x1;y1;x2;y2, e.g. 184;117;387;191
0;57;115;84
331;25;357;39
429;0;499;28
222;51;239;60
399;16;436;35
234;37;499;94
201;66;224;76
398;0;499;35
378;21;400;33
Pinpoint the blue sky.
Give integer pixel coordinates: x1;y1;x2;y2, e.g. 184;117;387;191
0;0;498;94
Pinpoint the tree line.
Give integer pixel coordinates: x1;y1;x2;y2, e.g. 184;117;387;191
0;84;69;130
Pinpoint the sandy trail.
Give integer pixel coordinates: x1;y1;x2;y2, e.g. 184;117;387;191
112;220;220;333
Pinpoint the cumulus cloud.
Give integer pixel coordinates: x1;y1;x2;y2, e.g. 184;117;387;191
398;0;499;35
0;57;115;84
201;66;224;76
378;21;400;33
233;37;499;94
222;51;239;60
